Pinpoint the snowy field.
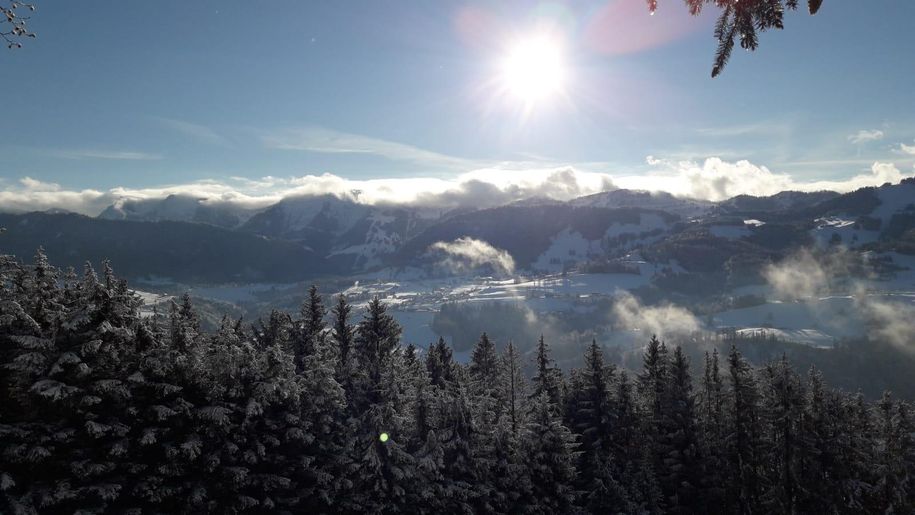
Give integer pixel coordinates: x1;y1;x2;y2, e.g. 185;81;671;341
129;245;915;354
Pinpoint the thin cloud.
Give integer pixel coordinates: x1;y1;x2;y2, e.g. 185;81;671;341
898;142;915;155
695;120;793;138
848;129;884;144
156;117;228;146
775;158;892;167
263;126;477;171
54;149;163;161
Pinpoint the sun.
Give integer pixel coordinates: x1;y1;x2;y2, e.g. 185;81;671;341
499;33;567;107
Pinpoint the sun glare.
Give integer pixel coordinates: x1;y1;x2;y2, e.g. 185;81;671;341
499;33;567;108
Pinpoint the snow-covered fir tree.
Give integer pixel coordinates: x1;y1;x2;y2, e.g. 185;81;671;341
1;249;913;514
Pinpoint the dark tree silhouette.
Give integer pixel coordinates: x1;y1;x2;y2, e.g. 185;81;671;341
649;0;824;77
4;249;915;513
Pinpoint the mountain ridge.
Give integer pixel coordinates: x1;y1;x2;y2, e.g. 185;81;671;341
3;182;914;282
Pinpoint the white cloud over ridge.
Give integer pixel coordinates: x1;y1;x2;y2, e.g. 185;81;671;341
631;157;913;202
1;157;912;216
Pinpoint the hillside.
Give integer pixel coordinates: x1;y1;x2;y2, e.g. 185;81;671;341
0;212;332;283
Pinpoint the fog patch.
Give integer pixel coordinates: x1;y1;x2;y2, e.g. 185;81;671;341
853;286;915;351
429;237;515;276
763;249;832;300
612;291;700;338
763;248;876;300
765;249;915;350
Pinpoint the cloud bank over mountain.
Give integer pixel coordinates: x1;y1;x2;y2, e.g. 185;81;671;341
1;157;912;216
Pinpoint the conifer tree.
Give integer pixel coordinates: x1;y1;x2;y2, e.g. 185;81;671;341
126;308;202;511
611;372;650;510
169;293;200;352
697;349;728;512
469;332;501;430
636;335;671;510
530;335;563;411
331;294;355;395
294;284;326;369
661;346;701;513
290;288;348;512
834;391;877;511
726;345;764;514
204;317;302;511
637;335;670;425
759;356;806;513
500;341;526;436
24;248;64;332
521;392;579;514
484;411;530;513
872;392;914;512
1;257;139;512
345;297;416;513
438;387;481;513
399;343;446;512
4;248;915;514
469;333;499;393
470;339;533;513
565;340;627;512
427;336;457;389
253;309;293;351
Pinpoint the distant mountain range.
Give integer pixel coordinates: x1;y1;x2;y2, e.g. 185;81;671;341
2;180;913;284
0;213;332;284
99;195;263;229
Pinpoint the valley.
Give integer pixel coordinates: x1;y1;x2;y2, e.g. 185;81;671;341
82;177;914;370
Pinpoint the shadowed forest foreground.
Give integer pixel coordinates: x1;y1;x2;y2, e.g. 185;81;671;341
1;250;913;513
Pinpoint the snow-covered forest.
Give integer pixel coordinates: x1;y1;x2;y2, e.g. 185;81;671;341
1;249;913;514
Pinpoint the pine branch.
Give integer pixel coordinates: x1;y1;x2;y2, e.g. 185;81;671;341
669;0;827;77
808;0;823;15
712;7;736;78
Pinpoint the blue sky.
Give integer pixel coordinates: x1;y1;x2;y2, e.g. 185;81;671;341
1;0;913;212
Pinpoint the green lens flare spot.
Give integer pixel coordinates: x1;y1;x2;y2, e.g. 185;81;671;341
379;432;389;443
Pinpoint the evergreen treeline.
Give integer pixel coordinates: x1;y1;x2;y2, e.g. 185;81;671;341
1;250;914;513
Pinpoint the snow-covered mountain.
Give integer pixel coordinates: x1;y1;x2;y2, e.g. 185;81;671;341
716;190;839;214
808;179;915;248
98;194;261;228
570;189;714;219
83;181;915;278
238;195;440;268
394;204;681;272
240;194;372;242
